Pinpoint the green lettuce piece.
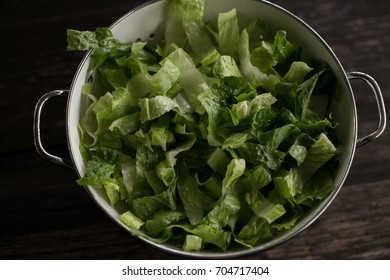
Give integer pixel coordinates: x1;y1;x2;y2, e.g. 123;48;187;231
67;27;124;51
250;41;277;75
103;177;127;205
250;107;279;132
147;58;181;95
243;164;272;205
183;235;203;251
156;164;176;188
98;66;129;89
126;58;181;103
77;158;115;187
145;210;185;236
165;0;213;58
213;55;242;78
272;215;301;231
231;93;277;124
274;168;302;201
67;29;99;51
239;29;268;83
218;8;240;59
251;197;286;223
150;125;175;152
131;196;165;221
130;145;164;200
160;124;196;168
132;190;179;221
109;112;141;136
249;93;277;112
198;89;224;146
126;72;150;102
190;159;244;241
204;192;240;229
254;124;301;149
200;48;221;68
222;133;250;151
164;0;186;48
172;223;232;251
139;96;175;123
120;211;144;230
272;30;298;65
76;146;118;187
299;133;337;182
177;163;204;225
296;70;324;122
288;143;308;166
203;174;223;199
145;169;166;194
230;100;250;124
206;147;230;175
236;143;285;170
283;61;313;84
168;48;210;113
114;41;160;73
67;28;135;73
297;168;335;204
119;154;136;194
273;82;298;114
235;216;272;247
80;87;136;141
222;158;246;194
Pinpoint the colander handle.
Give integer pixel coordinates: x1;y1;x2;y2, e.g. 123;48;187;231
347;72;387;148
33;90;74;169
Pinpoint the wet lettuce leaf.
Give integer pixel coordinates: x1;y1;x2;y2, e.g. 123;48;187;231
165;0;213;59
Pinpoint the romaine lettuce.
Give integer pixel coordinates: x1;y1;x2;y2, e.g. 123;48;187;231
68;0;341;252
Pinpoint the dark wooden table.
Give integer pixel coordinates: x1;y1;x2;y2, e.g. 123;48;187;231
1;0;389;259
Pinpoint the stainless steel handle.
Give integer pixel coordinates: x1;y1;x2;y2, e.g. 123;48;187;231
347;72;387;148
33;90;74;169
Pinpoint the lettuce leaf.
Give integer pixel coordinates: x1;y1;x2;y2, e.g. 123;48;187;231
145;210;185;237
235;216;272;247
177;163;204;225
139;96;175;123
67;27;125;51
165;0;213;58
218;8;240;59
239;29;268;83
183;235;203;251
299;133;337;182
168;48;210;113
76;146;118;187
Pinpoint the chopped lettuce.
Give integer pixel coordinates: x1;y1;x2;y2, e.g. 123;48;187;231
218;8;240;59
165;0;213;59
69;0;341;252
120;211;144;230
183;235;203;251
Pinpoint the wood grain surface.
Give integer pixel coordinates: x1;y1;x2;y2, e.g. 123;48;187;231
1;0;389;259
